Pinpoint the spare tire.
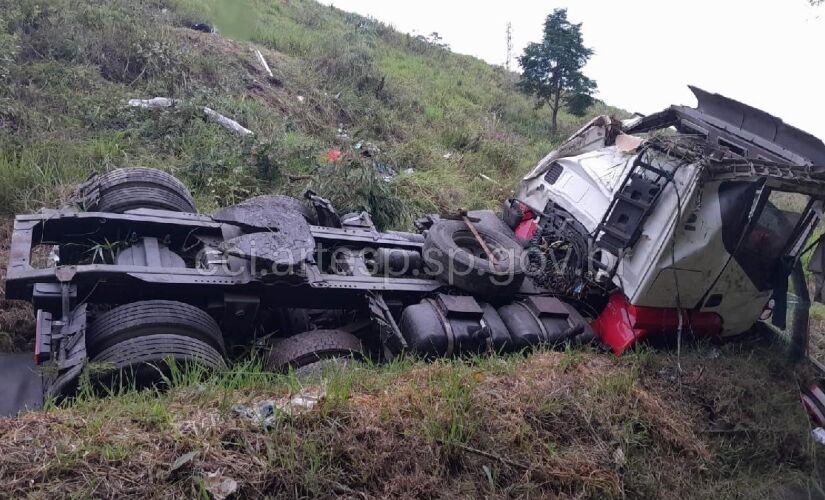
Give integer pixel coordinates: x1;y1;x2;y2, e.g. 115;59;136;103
267;329;364;372
91;334;225;388
86;300;225;358
270;195;317;225
92;167;196;213
423;219;525;296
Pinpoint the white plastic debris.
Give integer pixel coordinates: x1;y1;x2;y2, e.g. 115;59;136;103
297;95;305;103
812;427;825;445
127;97;179;109
254;49;274;78
128;97;253;137
204;472;239;500
232;386;326;429
203;107;254;137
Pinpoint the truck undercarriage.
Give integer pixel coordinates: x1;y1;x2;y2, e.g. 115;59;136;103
4;86;825;420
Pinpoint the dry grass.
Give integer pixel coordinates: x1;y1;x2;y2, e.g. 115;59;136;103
0;340;821;498
0;220;34;352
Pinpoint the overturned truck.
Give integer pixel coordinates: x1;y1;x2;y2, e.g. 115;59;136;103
4;86;825;416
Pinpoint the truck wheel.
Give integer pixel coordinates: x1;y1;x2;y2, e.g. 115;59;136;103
269;195;317;225
423;219;525;296
267;329;364;372
86;301;225;358
91;334;225;388
93;167;196;213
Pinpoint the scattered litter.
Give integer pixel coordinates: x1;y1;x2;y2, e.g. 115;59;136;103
326;149;343;162
128;97;254;137
232;386;326;429
374;162;396;181
612;447;626;467
402;168;415;175
354;142;381;157
443;152;452;159
190;23;215;33
813;427;825;445
128;97;178;109
203;107;254;137
254;49;274;78
615;133;645;153
478;173;499;184
336;123;349;139
297;95;305;103
169;450;198;474
204;472;239;500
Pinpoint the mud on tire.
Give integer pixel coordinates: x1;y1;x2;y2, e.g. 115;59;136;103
267;329;364;372
90;167;196;213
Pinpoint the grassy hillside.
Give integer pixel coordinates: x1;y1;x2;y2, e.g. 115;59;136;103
0;0;621;227
0;1;823;497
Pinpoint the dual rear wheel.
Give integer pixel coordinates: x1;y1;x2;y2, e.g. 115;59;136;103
85;301;364;388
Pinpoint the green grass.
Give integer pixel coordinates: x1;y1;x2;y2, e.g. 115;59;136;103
0;0;627;226
8;342;819;498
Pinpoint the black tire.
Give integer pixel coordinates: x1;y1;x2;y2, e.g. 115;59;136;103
94;167;196;213
423;219;525;296
267;329;364;372
91;334;225;388
86;300;225;357
294;358;358;378
270;195;317;225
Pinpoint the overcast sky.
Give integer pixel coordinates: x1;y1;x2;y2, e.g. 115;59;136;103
325;0;825;141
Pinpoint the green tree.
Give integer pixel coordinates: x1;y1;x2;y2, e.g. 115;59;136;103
518;8;596;134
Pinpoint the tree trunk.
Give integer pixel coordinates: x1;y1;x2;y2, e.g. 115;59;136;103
551;87;562;135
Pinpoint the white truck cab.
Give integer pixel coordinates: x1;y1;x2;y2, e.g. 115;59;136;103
508;87;825;354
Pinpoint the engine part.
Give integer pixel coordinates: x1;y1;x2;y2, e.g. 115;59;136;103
116;237;186;268
497;296;586;350
375;247;422;277
480;302;512;352
399;294;490;357
525;203;591;296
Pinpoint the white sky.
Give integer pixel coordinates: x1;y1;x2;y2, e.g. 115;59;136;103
325;0;825;141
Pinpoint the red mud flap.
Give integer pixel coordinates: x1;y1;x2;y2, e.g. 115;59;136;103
591;292;722;355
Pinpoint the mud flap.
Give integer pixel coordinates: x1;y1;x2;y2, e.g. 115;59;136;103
38;303;89;403
0;353;44;416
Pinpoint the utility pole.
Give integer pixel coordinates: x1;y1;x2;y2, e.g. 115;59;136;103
505;22;513;71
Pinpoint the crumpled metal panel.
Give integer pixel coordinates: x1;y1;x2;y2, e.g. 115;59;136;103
213;195;306;230
222;230;315;269
214;195;316;269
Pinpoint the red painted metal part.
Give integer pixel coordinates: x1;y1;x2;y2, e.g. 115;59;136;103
514;203;537;241
590;292;723;355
